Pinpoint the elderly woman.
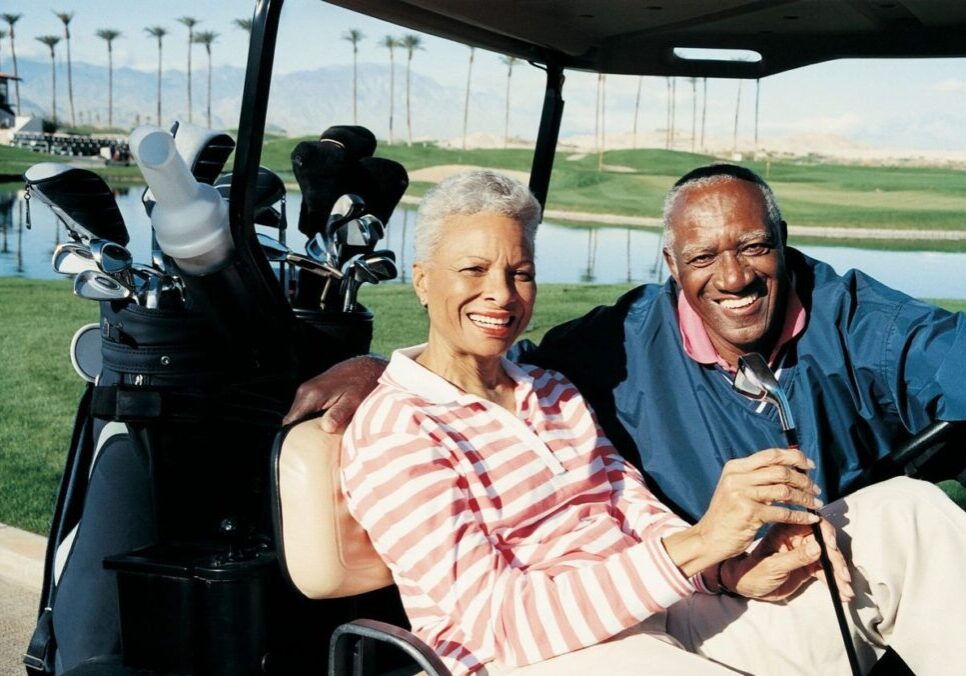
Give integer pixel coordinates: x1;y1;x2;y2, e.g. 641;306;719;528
341;170;966;675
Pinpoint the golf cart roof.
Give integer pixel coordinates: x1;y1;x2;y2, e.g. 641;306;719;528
324;0;966;78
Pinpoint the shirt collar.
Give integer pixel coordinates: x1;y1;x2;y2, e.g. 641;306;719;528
383;344;533;405
676;286;806;372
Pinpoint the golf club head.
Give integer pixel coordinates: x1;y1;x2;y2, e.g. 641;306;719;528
24;163;129;246
329;194;367;223
349;157;410;224
363;250;398;282
305;233;333;266
291;140;348;236
172;120;236;185
73;269;135;304
214;167;286;211
256;232;290;263
90;239;133;275
320;125;377;163
52;243;98;275
733;353;796;432
358;214;386;246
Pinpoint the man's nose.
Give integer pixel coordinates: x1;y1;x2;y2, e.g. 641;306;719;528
714;252;755;291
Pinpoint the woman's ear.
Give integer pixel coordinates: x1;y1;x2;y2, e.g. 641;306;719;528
412;263;428;307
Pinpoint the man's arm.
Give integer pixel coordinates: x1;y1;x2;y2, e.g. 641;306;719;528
283;355;388;430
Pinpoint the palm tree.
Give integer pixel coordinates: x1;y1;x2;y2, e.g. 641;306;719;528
145;26;167;126
700;77;708;150
36;36;61;125
2;14;21;114
401;34;422;146
501;55;517;148
670;77;677;148
689;77;698;152
596;73;607;171
95;29;121;128
53;12;76;127
664;76;672;148
234;18;253;33
177;17;199;123
733;78;744;155
461;46;475;150
632;76;643;148
754;78;762;153
342;29;364;125
192;31;218;129
380;36;399;143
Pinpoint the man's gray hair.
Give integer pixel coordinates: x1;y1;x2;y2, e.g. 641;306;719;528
662;164;784;249
414;169;541;262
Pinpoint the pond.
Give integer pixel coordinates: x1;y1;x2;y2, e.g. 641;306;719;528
1;187;965;299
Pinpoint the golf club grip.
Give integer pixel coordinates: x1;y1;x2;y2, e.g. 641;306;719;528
788;440;862;676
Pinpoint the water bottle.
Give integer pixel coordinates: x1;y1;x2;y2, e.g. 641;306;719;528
129;125;234;274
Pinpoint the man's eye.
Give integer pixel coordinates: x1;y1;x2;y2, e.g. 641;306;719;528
742;244;772;256
514;270;535;282
689;254;715;267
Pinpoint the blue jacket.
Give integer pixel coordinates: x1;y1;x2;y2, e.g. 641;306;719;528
514;249;966;522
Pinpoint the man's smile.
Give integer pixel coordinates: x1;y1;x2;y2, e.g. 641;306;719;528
716;292;761;311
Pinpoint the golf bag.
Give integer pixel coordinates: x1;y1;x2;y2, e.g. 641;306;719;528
25;297;377;675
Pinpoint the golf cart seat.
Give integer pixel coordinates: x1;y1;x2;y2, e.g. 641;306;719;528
270;416;450;676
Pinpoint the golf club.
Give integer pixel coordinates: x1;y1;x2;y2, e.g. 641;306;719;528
73;269;135;304
24;163;129;246
733;353;861;676
257;233;342;279
89;239;134;277
52;242;99;276
340;250;398;312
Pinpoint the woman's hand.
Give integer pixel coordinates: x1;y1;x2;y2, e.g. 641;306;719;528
694;448;824;562
723;518;854;603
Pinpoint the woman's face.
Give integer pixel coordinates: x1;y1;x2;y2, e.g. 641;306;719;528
413;211;536;361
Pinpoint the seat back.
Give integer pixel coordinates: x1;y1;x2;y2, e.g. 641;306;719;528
270;416;392;599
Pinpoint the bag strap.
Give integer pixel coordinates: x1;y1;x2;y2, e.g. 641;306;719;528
91;385;283;428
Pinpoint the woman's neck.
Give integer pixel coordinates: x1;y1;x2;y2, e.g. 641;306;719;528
416;342;516;411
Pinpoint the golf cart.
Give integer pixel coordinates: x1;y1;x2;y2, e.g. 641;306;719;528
24;1;966;675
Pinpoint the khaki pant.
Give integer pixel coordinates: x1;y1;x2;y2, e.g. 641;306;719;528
490;477;966;675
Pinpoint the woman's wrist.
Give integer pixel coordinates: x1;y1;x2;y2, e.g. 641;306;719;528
703;553;747;597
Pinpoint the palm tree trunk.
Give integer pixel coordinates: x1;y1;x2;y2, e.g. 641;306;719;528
462;47;474;151
65;35;75;127
598;74;606;172
503;62;512;149
670;77;677;148
206;48;212;128
388;49;395;144
754;78;761;153
187;32;193;123
595;73;602;160
691;78;697;152
352;46;358;124
50;51;57;126
156;41;163;125
406;53;413;146
632;77;642;148
732;80;743;155
700;78;708;150
108;47;114;128
665;77;671;149
10;31;19;115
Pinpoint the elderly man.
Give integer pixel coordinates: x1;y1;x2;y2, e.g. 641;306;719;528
286;163;966;522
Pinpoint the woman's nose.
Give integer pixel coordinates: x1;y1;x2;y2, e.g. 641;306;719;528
483;270;515;304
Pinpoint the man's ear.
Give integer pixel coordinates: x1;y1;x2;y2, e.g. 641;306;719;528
412;262;428;307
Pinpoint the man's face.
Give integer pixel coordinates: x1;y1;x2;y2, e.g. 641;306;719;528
663;178;790;365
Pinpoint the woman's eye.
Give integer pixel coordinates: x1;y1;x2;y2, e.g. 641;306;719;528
460;266;485;275
514;270;535;282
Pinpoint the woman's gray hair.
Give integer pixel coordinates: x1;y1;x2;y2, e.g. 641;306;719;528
662;164;783;249
414;169;542;262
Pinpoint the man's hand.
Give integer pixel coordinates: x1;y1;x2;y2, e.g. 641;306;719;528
725;519;854;603
283;355;388;431
694;448;824;562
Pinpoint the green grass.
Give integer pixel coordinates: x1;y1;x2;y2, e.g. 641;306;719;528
1;278;962;534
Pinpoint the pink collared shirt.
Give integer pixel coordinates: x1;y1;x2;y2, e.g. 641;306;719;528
677;289;807;372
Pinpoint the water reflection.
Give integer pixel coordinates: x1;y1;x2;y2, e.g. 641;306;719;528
1;187;964;299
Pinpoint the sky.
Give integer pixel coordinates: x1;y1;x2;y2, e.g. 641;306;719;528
4;0;966;151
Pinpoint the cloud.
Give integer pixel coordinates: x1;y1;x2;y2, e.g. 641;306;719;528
934;79;966;93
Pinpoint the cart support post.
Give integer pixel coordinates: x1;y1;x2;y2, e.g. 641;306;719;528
529;60;564;211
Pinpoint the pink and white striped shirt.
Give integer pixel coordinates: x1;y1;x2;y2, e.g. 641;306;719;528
342;345;709;675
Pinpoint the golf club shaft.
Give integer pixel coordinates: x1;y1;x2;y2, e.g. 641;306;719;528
787;434;862;676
